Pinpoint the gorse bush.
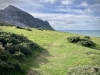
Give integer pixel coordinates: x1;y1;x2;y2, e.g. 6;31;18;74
5;44;33;55
0;48;10;61
16;26;24;29
0;60;22;75
16;26;32;31
0;22;15;26
77;39;95;47
25;28;32;31
67;36;80;43
0;32;42;75
13;52;25;60
83;36;90;40
67;36;95;47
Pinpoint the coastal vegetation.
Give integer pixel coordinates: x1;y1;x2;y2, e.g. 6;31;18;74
0;25;100;75
67;36;95;47
0;31;43;75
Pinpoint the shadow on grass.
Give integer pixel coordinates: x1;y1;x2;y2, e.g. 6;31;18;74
27;70;39;75
91;44;100;50
25;47;52;75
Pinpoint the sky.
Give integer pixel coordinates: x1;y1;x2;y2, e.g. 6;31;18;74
0;0;100;30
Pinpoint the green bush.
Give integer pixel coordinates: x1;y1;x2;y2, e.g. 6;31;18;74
77;39;95;47
0;32;42;75
5;45;20;54
0;37;7;47
0;60;22;75
25;28;32;31
0;22;15;26
16;26;23;29
67;36;80;43
67;36;95;47
0;49;10;61
13;52;25;60
37;28;43;31
83;36;90;40
20;45;33;55
16;26;32;31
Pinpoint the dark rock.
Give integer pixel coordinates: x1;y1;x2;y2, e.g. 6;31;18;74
0;5;54;30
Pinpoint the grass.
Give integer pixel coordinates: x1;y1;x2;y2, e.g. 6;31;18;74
0;26;100;75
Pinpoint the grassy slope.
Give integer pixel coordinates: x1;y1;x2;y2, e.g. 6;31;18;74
0;26;100;75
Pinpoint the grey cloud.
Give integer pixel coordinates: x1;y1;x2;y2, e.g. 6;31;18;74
0;0;43;9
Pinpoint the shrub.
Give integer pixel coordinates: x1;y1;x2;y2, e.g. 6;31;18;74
0;22;15;26
83;36;90;40
5;44;20;54
67;36;80;43
16;26;23;29
0;32;42;75
0;42;3;49
37;28;43;31
20;45;33;55
25;28;32;31
77;39;95;47
5;44;33;55
13;52;25;60
67;36;95;47
0;37;7;47
0;49;10;61
16;26;32;31
0;60;22;75
0;32;42;56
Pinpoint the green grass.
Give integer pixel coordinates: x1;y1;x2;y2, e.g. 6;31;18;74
0;26;100;75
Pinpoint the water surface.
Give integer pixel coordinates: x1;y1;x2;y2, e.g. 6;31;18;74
59;30;100;37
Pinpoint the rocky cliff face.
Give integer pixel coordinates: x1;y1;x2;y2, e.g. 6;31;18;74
0;5;54;30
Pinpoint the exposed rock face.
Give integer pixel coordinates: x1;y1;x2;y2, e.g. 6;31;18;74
0;5;54;30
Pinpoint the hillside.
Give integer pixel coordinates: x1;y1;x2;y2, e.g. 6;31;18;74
0;25;100;75
0;5;54;30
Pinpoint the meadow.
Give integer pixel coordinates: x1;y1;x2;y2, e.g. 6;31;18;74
0;26;100;75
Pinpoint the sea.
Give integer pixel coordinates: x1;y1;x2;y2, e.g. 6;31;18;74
59;30;100;37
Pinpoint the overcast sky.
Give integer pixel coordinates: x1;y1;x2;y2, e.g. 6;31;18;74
0;0;100;30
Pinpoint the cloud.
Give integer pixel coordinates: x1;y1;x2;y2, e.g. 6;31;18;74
62;0;73;5
40;0;56;4
69;1;100;14
31;12;100;30
93;0;100;3
0;0;43;10
90;3;100;12
80;2;88;7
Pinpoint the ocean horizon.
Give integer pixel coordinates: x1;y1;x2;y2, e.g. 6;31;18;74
58;30;100;37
